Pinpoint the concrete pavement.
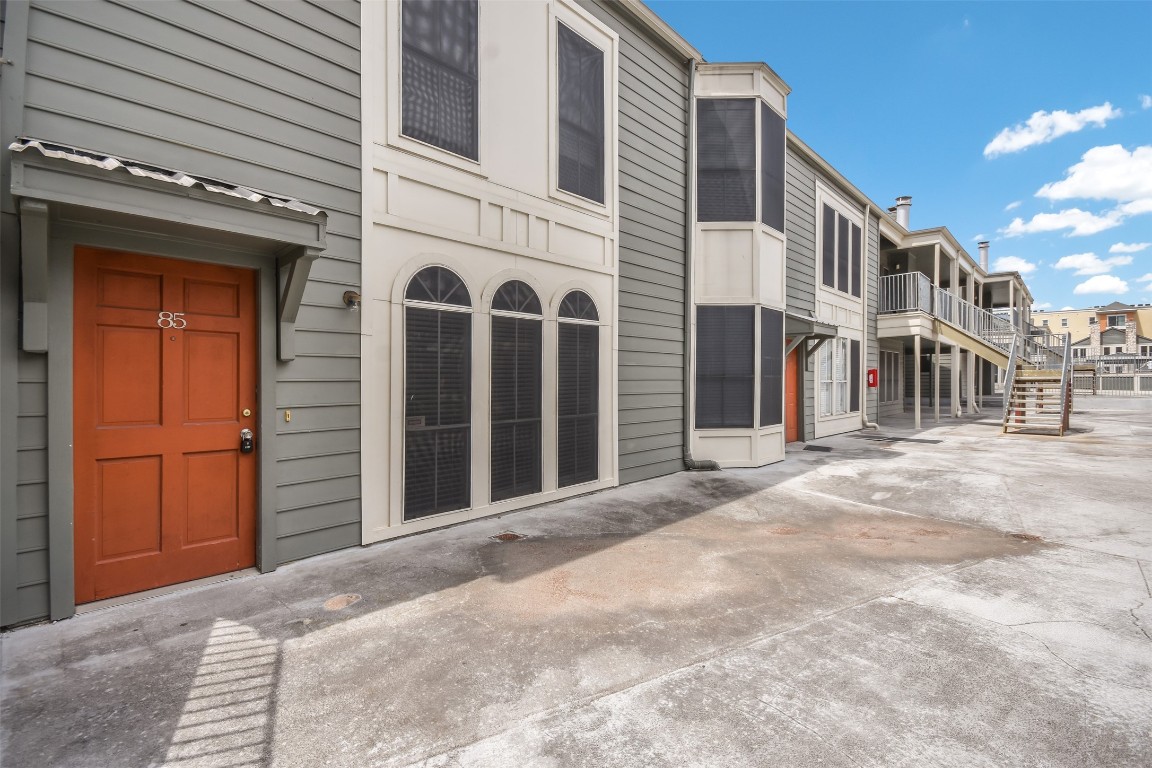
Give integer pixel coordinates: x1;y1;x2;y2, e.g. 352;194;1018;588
3;398;1151;767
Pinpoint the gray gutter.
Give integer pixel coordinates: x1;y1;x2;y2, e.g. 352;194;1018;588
681;59;719;471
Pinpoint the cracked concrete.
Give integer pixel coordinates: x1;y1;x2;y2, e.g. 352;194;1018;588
2;397;1151;767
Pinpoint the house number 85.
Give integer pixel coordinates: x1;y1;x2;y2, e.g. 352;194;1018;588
157;311;187;329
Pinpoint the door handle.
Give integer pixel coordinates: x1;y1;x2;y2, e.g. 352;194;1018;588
240;428;255;454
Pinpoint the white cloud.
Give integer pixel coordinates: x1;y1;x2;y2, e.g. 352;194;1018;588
1137;273;1152;283
1109;242;1150;254
1000;208;1122;237
984;103;1121;158
1073;275;1128;295
972;233;986;242
1142;94;1152;110
1037;145;1152;202
1060;306;1075;311
1032;301;1052;310
1004;200;1021;211
992;255;1037;274
1053;252;1133;275
1118;198;1152;216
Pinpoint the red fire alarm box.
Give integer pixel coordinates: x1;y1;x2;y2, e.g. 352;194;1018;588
866;368;878;387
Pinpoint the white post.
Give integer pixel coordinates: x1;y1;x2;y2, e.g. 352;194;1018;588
914;334;922;429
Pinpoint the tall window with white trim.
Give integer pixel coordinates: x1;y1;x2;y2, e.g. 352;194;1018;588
401;0;479;160
490;281;542;502
819;337;857;417
404;267;472;520
557;291;599;487
557;22;605;203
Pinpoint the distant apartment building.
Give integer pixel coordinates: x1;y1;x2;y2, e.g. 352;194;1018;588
1034;302;1152;361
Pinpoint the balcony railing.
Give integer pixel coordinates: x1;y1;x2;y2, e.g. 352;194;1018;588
878;273;1016;354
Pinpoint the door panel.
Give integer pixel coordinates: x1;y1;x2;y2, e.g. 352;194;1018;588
785;343;800;443
74;247;258;603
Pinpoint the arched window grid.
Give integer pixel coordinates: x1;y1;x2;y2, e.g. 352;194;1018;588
404;265;473;309
557;290;600;324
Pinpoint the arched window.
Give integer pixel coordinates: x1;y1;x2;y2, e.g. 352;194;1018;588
404;267;471;520
557;291;599;487
490;281;542;502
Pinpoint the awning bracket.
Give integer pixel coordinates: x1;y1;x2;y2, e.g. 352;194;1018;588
278;245;322;361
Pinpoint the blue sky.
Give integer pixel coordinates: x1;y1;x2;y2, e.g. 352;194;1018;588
648;0;1152;310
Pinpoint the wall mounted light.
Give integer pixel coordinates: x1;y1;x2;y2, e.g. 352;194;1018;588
343;290;362;311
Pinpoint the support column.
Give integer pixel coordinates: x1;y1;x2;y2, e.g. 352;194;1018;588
934;339;941;423
952;344;961;418
914;335;922;429
1009;280;1016;330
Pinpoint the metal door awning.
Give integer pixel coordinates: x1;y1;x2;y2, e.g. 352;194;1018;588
784;311;838;357
10;137;326;360
9;138;322;215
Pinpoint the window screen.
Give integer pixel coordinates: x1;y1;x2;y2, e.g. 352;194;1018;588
850;222;862;298
405;306;471;519
697;99;756;222
558;323;599;487
850;339;861;413
491;316;542;502
696;306;754;428
402;0;478;160
760;308;784;427
557;23;604;203
821;204;836;288
760;103;785;232
837;216;850;294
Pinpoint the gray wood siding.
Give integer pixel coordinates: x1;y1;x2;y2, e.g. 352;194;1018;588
865;213;879;422
784;147;818;440
581;1;689;484
4;0;361;624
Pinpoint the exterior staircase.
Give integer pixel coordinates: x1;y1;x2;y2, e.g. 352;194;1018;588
877;273;1074;436
1001;334;1073;435
1003;370;1071;435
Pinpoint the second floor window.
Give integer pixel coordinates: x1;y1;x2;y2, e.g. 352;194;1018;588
697;99;756;222
821;205;862;298
1108;314;1126;328
557;23;605;203
402;0;479;161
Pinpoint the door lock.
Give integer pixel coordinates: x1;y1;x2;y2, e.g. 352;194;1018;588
240;428;255;454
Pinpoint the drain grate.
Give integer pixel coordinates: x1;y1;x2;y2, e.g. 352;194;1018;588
803;445;833;452
1009;532;1043;542
490;531;527;542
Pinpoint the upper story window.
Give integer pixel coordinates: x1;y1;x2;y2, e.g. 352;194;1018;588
1061;318;1068;328
402;0;479;161
1107;314;1126;328
697;99;756;222
1042;319;1049;326
760;103;785;231
557;22;605;204
696;99;786;229
820;204;862;298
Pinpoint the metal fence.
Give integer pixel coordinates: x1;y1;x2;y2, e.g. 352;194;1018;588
1072;357;1152;396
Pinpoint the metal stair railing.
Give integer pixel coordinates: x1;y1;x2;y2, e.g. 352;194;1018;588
1058;332;1073;434
1002;334;1019;430
931;286;1017;353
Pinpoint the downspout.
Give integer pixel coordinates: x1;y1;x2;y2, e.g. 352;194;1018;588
682;58;719;471
860;204;879;430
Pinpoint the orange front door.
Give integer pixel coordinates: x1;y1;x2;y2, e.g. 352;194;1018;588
73;247;258;603
785;343;800;443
